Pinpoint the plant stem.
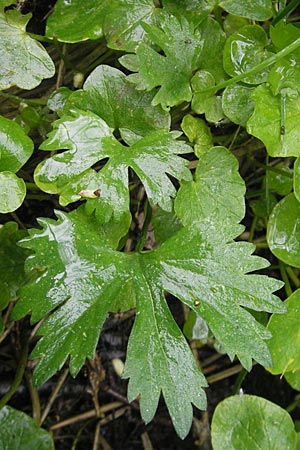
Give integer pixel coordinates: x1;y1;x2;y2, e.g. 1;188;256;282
0;91;47;106
0;339;28;408
279;261;292;297
285;266;300;288
197;36;300;95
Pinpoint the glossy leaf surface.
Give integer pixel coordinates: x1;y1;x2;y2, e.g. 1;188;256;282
103;0;157;52
175;147;245;228
267;289;300;375
162;0;215;24
14;208;284;384
35;109;191;213
0;115;33;172
247;84;300;157
219;0;273;20
211;395;297;450
0;406;54;450
66;65;170;145
0;172;26;214
267;193;300;267
46;0;108;42
0;10;55;90
223;25;271;84
120;13;204;109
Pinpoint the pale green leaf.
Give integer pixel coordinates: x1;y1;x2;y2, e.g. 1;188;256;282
211;395;297;450
223;25;271;84
191;70;224;123
0;10;55;90
162;0;215;25
267;289;300;374
66;65;170;145
0;406;54;450
219;0;273;20
0;172;26;213
267;193;300;267
247;84;300;157
175;146;245;228
181;114;213;157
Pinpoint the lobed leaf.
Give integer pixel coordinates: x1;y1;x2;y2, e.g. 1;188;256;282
219;0;273;21
0;10;55;90
120;13;204;109
14;201;284;436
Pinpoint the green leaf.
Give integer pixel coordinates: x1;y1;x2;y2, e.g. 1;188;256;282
223;25;271;84
120;13;204;109
183;310;209;341
181;114;213;157
35;109;191;214
0;172;26;213
211;394;297;450
0;10;55;90
103;0;158;52
13;206;283;436
266;163;293;196
247;84;300;157
66;65;170;145
285;369;300;391
162;0;215;25
219;0;273;20
151;206;182;244
223;14;249;37
0;222;29;332
0;406;54;450
0;115;34;173
267;289;300;375
46;0;107;42
222;84;254;126
175;146;246;228
267;193;300;267
191;70;224;123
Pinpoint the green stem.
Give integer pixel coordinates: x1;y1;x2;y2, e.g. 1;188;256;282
197;36;300;95
0;339;28;409
231;368;247;395
0;92;47;106
272;0;300;26
286;266;300;288
279;260;293;297
25;182;41;191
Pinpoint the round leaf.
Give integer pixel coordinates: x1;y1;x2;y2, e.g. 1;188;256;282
267;193;300;267
46;0;107;42
211;394;297;450
0;115;33;172
247;84;300;157
181;114;213;157
219;0;273;20
223;25;271;84
0;172;26;213
222;84;254;126
268;289;300;374
0;406;54;450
